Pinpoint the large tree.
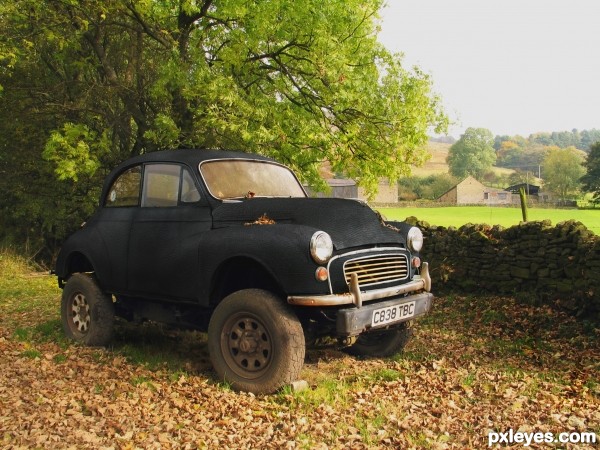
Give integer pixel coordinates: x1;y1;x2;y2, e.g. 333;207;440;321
542;146;585;203
447;127;496;180
0;0;447;256
581;141;600;203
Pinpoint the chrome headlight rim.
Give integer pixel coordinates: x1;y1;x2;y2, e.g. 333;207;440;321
310;231;333;264
407;227;424;253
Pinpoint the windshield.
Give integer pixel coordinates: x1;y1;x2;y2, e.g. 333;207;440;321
200;159;307;200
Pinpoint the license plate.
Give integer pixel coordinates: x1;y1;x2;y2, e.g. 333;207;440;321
371;301;416;327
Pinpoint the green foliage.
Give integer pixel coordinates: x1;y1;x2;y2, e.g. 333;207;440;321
21;349;42;359
542;147;586;202
480;170;510;188
290;378;351;409
496;142;548;174
144;114;181;149
581;142;600;203
495;129;600;153
447;128;496;180
494;130;600;180
0;250;61;333
398;173;459;200
0;0;447;256
43;123;110;182
532;129;600;151
507;169;540;186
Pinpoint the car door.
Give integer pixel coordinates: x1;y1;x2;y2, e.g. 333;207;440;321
97;164;142;291
127;163;212;300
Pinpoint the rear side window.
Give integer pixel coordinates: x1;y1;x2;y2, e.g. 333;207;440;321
142;164;181;207
105;166;142;207
141;164;201;207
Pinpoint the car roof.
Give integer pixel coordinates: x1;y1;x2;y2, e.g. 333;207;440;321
100;149;280;204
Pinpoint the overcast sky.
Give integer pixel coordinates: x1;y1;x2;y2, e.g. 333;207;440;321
378;0;600;138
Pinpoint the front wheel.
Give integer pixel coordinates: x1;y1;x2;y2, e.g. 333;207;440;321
346;322;413;358
61;273;115;346
208;289;305;394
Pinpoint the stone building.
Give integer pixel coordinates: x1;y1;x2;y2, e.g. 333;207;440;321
437;176;512;205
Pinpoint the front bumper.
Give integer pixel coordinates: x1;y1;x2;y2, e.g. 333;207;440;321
287;262;431;307
336;292;433;336
287;261;433;337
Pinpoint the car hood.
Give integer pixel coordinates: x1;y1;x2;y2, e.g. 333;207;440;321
211;198;405;250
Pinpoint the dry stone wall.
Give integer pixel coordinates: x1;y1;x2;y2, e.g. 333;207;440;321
409;218;600;322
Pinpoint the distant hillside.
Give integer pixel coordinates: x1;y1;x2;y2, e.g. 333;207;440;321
411;142;451;176
411;141;514;178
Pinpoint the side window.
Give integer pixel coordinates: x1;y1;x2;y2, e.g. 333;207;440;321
142;164;181;207
181;168;201;203
105;166;141;207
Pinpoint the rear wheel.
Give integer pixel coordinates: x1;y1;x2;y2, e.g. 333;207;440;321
346;322;413;358
61;273;114;346
208;289;305;394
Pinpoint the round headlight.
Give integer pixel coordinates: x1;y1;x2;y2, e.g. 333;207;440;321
407;227;424;252
310;231;333;264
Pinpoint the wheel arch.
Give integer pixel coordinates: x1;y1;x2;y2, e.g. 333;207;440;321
65;251;95;275
209;256;285;306
56;251;97;288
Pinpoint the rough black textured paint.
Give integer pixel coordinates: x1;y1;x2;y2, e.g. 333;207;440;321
55;149;419;308
212;197;405;250
54;150;434;393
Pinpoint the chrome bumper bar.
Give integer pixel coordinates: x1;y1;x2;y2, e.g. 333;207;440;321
288;262;431;307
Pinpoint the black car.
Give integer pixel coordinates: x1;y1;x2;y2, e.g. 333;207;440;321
54;149;433;393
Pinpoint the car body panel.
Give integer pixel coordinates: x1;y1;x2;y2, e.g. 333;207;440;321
55;149;430;326
128;204;212;300
211;197;405;250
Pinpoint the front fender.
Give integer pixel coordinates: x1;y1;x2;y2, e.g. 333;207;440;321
196;224;329;303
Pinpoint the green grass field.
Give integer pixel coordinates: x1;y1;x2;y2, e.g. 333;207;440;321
379;206;600;235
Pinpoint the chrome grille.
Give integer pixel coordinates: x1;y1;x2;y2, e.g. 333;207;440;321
343;253;409;288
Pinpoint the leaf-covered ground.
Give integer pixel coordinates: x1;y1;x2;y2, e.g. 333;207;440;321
1;254;599;449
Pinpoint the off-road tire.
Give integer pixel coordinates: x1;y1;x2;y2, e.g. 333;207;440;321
346;322;413;358
208;289;305;394
61;273;115;346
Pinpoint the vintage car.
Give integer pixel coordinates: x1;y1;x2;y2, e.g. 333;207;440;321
54;149;433;393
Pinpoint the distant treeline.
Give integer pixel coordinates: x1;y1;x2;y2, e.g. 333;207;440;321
494;128;600;153
493;128;600;171
432;128;600;152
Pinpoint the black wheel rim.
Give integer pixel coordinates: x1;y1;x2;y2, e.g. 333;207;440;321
67;292;91;336
220;313;273;380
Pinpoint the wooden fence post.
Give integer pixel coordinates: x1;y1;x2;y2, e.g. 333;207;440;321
519;187;528;222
